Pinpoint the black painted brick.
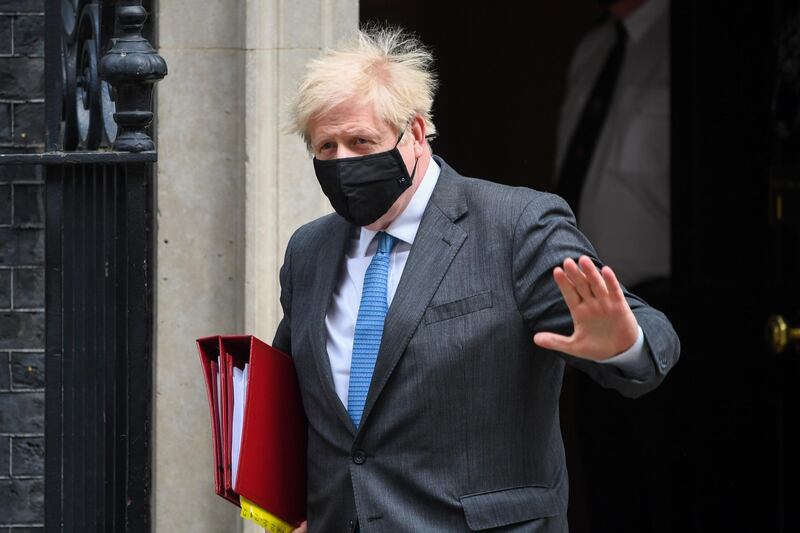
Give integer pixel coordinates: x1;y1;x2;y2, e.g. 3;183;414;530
11;183;41;227
0;103;9;142
11;437;43;476
2;6;53;528
0;351;8;389
0;183;9;224
11;268;41;308
0;57;43;100
0;160;42;182
0;479;44;524
10;352;42;388
11;103;43;145
0;436;8;476
0;311;43;349
0;1;43;12
0;228;43;265
0;269;9;308
0;391;43;432
0;16;10;55
12;15;42;56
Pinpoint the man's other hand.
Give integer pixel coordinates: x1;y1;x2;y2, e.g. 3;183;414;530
290;521;308;533
533;255;639;360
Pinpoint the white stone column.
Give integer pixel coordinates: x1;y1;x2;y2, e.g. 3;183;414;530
154;1;357;532
154;0;246;531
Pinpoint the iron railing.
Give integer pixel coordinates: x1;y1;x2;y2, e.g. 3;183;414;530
0;1;165;531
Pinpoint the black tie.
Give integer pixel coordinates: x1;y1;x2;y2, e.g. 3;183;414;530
557;20;628;218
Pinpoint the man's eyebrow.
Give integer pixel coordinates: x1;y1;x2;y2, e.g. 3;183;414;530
312;126;382;147
342;127;381;138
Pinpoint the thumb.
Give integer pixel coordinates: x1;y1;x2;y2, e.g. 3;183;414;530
533;332;572;354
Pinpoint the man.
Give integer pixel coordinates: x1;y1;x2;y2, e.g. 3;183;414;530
555;0;670;305
554;1;674;530
275;27;679;532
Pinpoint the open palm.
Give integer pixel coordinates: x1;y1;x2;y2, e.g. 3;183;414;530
533;255;639;360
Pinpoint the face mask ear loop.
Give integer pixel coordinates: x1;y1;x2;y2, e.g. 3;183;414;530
394;129;405;148
409;155;419;182
395;119;418;184
393;119;415;148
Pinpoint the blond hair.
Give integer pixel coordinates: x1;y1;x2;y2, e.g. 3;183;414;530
288;26;438;147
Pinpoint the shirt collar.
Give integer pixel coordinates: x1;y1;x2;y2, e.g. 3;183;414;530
622;0;668;43
354;157;441;257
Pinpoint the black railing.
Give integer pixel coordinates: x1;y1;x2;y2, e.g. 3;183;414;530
45;156;156;532
0;1;165;531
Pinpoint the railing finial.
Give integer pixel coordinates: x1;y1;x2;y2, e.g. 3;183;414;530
99;1;168;152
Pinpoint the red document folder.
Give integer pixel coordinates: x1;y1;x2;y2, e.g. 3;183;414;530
197;335;307;526
197;336;239;505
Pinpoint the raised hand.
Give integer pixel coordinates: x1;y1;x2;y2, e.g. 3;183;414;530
532;255;639;360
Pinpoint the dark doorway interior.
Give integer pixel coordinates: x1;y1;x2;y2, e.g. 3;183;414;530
361;1;602;191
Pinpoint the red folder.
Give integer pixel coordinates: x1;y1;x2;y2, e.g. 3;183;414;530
197;335;307;526
197;336;238;504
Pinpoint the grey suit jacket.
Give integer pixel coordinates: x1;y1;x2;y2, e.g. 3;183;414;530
273;156;680;532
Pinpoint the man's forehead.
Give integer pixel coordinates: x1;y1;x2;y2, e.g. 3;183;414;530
316;122;381;136
309;106;392;140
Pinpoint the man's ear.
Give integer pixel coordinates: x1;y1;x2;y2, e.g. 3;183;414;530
412;115;426;157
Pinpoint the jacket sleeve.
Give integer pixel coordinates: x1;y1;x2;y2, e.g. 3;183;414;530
272;235;293;355
511;191;680;398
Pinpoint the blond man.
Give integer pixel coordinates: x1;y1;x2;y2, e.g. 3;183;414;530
276;27;679;533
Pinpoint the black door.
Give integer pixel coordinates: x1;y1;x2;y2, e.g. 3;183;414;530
672;0;800;530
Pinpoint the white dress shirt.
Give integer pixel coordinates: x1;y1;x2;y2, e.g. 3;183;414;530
555;0;670;288
326;158;652;409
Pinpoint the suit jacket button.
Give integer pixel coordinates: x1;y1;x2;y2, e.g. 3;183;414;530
353;450;366;464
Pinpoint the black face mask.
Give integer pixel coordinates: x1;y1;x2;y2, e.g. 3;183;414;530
313;130;418;226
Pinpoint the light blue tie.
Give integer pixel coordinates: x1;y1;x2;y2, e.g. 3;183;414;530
347;231;397;428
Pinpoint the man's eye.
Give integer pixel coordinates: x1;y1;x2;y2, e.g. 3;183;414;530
355;138;369;145
320;142;334;151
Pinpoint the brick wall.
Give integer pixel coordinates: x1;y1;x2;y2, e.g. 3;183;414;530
0;0;45;531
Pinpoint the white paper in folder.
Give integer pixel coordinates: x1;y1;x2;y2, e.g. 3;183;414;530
216;369;222;443
231;362;249;489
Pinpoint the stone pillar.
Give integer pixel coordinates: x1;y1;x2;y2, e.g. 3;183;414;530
155;1;357;532
154;0;246;531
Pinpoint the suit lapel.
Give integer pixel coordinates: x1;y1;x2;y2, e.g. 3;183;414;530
308;216;358;436
358;160;468;433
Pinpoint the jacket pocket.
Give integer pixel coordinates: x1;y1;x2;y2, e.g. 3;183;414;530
424;290;492;325
459;485;560;531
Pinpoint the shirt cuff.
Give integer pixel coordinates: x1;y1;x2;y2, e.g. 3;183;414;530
597;325;654;380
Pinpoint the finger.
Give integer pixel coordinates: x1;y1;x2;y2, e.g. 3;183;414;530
579;255;608;298
563;257;593;301
533;331;573;354
291;521;308;533
601;265;625;300
553;266;582;309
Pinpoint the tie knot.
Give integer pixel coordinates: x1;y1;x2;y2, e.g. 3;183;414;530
376;231;396;255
